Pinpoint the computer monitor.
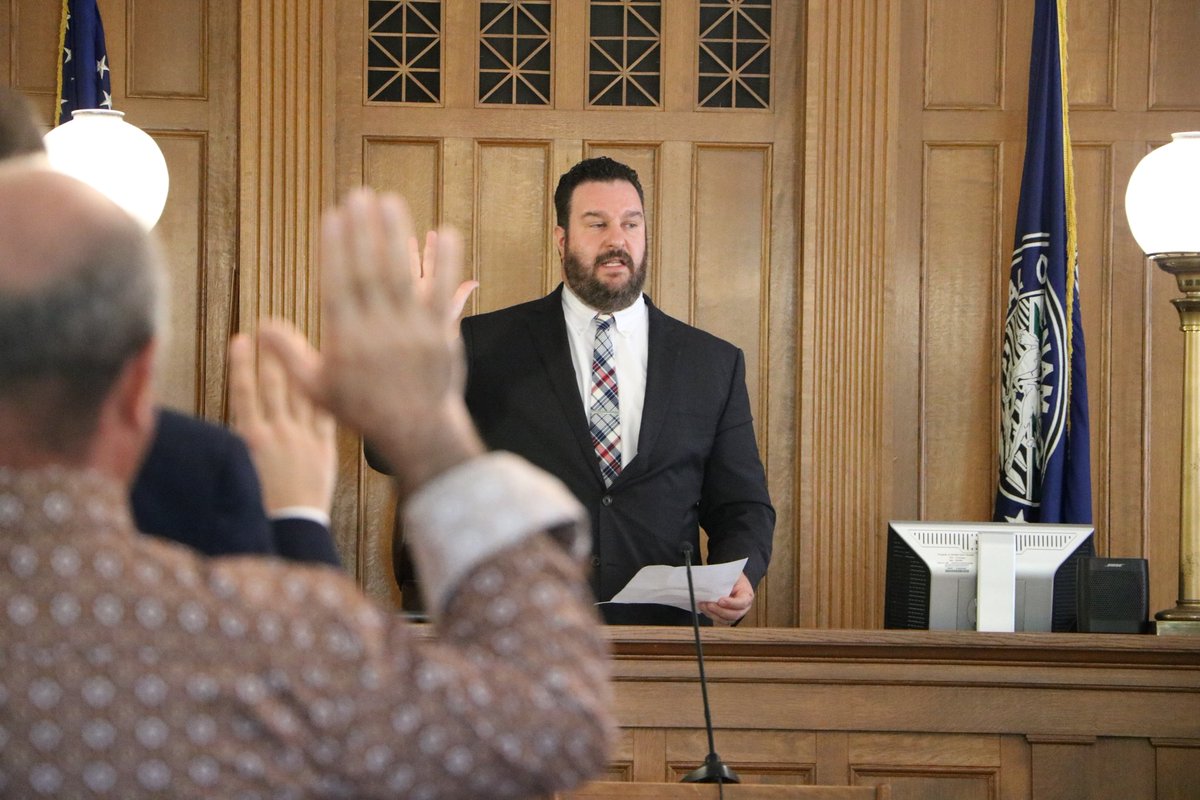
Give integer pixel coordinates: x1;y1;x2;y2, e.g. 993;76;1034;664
884;521;1095;632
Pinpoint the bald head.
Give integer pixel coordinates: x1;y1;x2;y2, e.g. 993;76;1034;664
0;166;163;460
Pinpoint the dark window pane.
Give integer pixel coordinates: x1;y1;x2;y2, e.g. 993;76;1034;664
479;2;552;106
366;1;442;104
586;0;661;108
698;0;772;108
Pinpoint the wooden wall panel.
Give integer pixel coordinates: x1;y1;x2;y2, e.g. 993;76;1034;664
1066;0;1116;109
475;142;551;310
152;133;206;412
693;145;769;414
1155;740;1200;800
921;145;1001;520
664;730;817;785
925;0;1005;110
363;138;442;235
1149;0;1200;110
1070;143;1112;553
127;0;206;98
8;0;59;96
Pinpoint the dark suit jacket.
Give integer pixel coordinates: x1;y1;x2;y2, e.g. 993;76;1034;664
131;409;341;567
459;286;774;625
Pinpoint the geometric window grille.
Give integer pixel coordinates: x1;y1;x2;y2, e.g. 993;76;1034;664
588;1;661;107
367;0;442;103
697;0;771;109
479;1;553;106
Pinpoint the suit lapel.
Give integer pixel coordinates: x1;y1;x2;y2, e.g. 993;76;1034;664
622;298;680;481
527;286;606;480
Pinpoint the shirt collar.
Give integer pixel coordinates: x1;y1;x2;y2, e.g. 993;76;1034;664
561;282;647;336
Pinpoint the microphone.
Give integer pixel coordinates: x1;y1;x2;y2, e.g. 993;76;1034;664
679;543;740;792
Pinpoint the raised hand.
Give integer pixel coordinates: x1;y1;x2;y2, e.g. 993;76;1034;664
228;333;337;515
258;188;484;497
408;230;479;329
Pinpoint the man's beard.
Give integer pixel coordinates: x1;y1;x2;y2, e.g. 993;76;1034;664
562;243;648;313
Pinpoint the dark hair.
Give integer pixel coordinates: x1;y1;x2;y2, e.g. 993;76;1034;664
553;157;645;229
0;86;47;159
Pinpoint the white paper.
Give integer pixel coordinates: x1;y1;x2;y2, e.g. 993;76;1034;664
601;558;748;612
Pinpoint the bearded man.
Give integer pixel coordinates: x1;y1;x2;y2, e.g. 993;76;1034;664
453;156;775;626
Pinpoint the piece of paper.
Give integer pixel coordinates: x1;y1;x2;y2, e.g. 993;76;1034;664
600;558;748;612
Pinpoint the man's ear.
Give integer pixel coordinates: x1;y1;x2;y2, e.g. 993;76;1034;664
117;340;158;433
89;339;159;484
553;225;565;259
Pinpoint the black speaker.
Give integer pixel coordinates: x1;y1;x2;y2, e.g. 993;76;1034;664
1075;557;1149;633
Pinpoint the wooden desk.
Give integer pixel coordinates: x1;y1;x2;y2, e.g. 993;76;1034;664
599;628;1200;799
559;781;887;799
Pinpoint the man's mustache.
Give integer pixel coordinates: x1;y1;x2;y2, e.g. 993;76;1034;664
593;249;633;269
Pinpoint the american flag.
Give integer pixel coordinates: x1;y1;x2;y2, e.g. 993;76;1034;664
55;0;112;125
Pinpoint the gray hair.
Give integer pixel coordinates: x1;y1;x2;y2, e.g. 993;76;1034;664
0;219;164;453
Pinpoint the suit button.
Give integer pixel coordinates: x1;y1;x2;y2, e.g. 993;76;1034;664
591;556;601;567
601;495;613;507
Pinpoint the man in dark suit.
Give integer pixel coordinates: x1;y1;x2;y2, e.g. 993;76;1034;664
133;408;341;565
460;157;774;625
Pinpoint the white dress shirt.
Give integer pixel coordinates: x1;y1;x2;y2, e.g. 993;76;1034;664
561;284;649;468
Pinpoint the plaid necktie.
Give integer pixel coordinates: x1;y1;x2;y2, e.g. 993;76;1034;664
590;314;622;486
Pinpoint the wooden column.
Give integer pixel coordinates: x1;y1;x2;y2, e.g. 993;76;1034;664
238;0;333;334
801;2;899;627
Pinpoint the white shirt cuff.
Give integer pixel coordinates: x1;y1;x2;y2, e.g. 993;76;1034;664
402;452;589;618
268;506;332;528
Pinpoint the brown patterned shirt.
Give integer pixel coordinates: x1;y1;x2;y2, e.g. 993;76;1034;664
0;455;612;798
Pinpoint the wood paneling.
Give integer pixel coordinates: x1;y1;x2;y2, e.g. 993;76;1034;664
802;0;893;628
1071;143;1113;554
693;144;770;413
1155;739;1200;800
599;627;1200;798
921;144;1002;520
1149;0;1200;110
1066;0;1116;109
8;0;59;96
127;0;206;98
475;142;553;308
925;0;1005;110
152;132;207;412
363;138;442;234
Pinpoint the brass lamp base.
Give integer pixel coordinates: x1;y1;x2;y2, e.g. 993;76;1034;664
1155;618;1200;636
1151;253;1200;637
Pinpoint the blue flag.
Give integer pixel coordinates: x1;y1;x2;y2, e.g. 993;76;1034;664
994;0;1091;524
55;0;112;125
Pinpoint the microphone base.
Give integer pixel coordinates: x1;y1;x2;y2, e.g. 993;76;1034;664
681;755;740;784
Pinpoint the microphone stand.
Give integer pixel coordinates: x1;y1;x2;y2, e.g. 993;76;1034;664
680;543;740;795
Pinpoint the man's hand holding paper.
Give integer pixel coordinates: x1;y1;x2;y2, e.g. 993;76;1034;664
603;558;751;623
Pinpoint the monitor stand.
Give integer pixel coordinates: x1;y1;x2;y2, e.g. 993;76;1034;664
976;531;1016;631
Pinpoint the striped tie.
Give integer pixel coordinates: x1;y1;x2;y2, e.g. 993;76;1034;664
590;314;621;487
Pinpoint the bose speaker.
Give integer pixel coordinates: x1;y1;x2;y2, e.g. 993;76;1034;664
1075;557;1149;633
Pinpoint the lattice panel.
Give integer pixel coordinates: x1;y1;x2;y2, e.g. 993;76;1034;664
479;1;553;106
698;0;772;109
588;0;661;107
367;0;443;103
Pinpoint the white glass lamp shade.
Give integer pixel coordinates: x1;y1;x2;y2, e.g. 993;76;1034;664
43;109;170;231
1124;131;1200;257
